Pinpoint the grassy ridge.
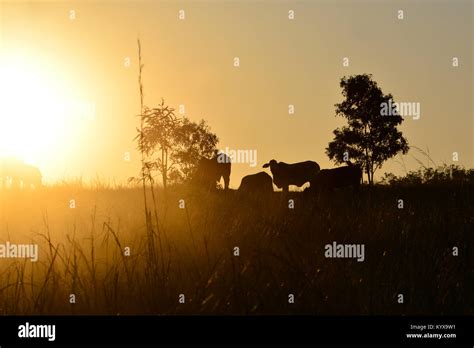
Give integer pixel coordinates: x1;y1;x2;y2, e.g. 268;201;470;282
0;184;472;315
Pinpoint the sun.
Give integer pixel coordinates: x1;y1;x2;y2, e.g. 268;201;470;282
0;54;73;168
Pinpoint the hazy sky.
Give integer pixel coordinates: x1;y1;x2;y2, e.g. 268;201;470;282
0;0;472;187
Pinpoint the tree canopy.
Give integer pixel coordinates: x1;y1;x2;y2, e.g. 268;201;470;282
136;99;219;188
326;74;409;184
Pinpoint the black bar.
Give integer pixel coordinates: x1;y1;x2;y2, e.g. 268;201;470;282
0;315;472;345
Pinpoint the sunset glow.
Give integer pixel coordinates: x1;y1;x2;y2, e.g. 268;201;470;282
0;55;70;166
0;1;471;339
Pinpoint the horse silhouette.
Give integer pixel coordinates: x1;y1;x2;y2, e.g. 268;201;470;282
238;172;273;194
308;163;362;192
263;159;320;192
0;158;42;189
192;153;231;190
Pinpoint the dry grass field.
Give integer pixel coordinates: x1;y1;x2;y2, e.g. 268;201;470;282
0;178;472;315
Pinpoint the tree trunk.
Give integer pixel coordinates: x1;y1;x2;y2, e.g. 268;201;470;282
365;158;371;184
363;124;374;185
163;153;167;189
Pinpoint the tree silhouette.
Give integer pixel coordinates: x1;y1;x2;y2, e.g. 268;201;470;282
171;118;219;184
138;99;181;189
137;99;219;188
326;74;409;184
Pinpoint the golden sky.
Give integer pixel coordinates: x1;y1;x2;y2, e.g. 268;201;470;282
0;0;472;187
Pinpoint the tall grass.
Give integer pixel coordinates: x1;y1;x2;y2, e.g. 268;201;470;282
135;38;164;300
0;182;471;315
